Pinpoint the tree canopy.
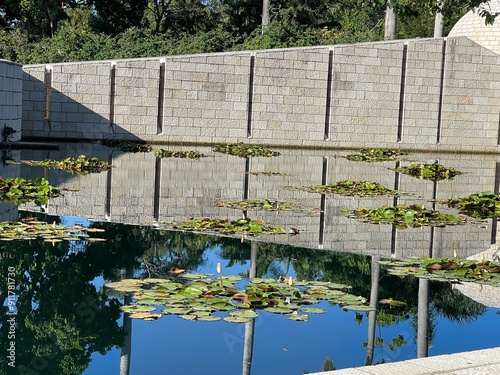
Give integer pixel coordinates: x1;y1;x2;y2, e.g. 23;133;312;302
0;0;495;64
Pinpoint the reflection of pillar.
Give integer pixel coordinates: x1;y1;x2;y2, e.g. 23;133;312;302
417;278;429;358
391;161;401;257
365;255;380;366
319;157;328;248
242;242;258;375
120;269;134;375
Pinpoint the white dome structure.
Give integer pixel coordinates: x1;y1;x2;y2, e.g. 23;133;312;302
448;0;500;54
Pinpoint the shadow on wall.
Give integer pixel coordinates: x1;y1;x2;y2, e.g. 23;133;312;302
21;62;155;144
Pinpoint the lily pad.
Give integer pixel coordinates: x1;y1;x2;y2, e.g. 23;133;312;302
342;305;376;312
223;315;250;323
288;311;309;321
299;307;326;314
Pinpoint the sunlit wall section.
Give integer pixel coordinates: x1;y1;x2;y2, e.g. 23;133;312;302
401;38;445;147
251;48;329;146
440;37;500;149
163;53;250;143
113;59;159;138
329;42;403;148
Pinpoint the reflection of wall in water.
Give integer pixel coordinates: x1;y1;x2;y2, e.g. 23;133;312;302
0;150;21;221
19;145;500;259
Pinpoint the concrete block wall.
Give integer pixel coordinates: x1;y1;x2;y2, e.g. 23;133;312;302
0;60;22;141
51;62;111;139
19;37;500;153
164;54;251;141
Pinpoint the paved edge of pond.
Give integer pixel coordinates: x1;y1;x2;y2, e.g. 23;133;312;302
308;347;500;375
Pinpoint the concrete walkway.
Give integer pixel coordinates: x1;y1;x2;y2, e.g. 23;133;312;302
309;347;500;375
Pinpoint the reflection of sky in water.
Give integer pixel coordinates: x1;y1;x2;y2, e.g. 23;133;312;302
82;242;500;375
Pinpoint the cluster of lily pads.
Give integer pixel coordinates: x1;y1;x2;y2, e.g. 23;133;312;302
153;149;209;159
0;177;64;206
380;256;500;285
101;140;153;153
165;217;288;236
339;149;407;163
394;162;462;181
298;180;409;197
346;204;466;228
250;171;291;176
21;155;111;175
215;199;305;212
0;217;105;242
105;274;372;323
213;143;280;158
436;192;500;219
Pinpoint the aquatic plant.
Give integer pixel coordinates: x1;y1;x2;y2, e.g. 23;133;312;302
153;149;209;159
213;143;280;158
165;217;289;236
0;177;65;206
394;162;462;181
346;204;466;228
21;155;111;175
437;192;500;219
339;149;407;163
2;124;16;142
101;140;152;153
105;274;373;323
299;180;409;197
0;217;105;242
250;171;292;176
380;256;500;285
215;199;304;212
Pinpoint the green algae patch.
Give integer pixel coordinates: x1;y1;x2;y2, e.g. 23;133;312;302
0;177;66;206
21;155;111;175
298;180;410;197
339;149;408;163
215;199;305;212
0;217;105;242
165;217;288;236
213;143;280;158
105;275;372;323
153;149;210;159
347;204;466;228
381;256;500;285
436;192;500;219
394;162;462;181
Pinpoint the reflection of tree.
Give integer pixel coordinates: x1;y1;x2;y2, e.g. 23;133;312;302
0;216;206;375
138;230;221;277
0;239;125;375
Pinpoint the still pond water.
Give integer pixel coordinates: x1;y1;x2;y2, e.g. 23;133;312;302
1;142;500;375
